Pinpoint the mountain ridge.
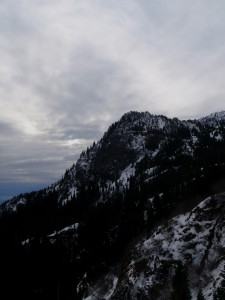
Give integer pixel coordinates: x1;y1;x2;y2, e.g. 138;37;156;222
2;110;225;211
1;110;225;299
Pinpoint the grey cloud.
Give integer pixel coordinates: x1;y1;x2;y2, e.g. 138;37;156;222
0;120;21;135
0;0;225;201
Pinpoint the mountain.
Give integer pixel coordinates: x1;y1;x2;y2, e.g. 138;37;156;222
200;111;225;124
1;111;225;300
3;111;225;212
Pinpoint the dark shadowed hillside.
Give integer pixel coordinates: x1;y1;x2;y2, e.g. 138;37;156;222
1;111;225;300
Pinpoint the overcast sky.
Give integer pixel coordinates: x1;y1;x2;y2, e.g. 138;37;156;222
1;0;225;201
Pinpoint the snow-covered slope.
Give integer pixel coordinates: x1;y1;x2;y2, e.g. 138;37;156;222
200;111;225;122
84;193;225;300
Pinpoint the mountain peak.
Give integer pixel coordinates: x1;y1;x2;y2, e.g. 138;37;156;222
119;111;152;121
115;111;170;133
208;111;225;119
200;111;225;123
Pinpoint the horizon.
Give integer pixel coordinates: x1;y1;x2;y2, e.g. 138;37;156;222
1;0;225;201
1;108;224;203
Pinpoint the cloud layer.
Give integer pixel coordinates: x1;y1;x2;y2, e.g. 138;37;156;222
1;0;225;200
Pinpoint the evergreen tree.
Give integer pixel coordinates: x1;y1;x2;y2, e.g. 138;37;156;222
171;263;191;300
214;268;225;300
197;289;205;300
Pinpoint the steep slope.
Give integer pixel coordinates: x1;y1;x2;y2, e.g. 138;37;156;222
1;111;225;300
83;193;225;300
